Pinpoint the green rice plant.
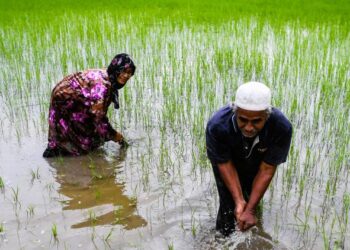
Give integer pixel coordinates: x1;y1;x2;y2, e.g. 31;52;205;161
88;210;98;226
342;193;350;225
104;228;114;242
129;196;137;207
0;176;4;191
26;204;35;218
30;168;40;182
11;186;21;209
0;223;3;233
90;169;103;180
114;207;123;224
94;189;101;200
91;227;97;243
191;220;197;238
51;223;58;240
88;158;102;180
56;155;65;165
294;203;311;235
0;1;350;248
45;182;55;193
168;242;174;250
190;208;197;237
335;214;346;250
140;154;150;188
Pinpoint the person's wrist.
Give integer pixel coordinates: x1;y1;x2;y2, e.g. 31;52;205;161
234;198;246;206
245;205;256;215
114;132;123;142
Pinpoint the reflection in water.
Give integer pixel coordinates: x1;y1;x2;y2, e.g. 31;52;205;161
46;148;147;230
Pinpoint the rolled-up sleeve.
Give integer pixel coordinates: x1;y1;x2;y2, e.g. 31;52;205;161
263;124;292;166
90;101;117;141
206;125;231;165
100;116;117;141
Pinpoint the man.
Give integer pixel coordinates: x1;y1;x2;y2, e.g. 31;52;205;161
206;81;292;236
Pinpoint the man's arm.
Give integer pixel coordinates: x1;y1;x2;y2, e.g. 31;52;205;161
218;161;247;219
238;161;277;231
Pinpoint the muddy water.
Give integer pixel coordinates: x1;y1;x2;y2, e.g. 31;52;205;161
0;99;307;249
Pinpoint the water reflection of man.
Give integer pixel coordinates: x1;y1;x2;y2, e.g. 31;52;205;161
206;82;292;236
46;149;147;229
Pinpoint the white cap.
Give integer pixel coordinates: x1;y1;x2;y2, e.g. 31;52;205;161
234;81;271;111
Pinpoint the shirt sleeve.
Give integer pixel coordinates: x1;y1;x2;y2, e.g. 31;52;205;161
87;76;117;141
100;116;117;141
206;125;231;165
263;124;292;166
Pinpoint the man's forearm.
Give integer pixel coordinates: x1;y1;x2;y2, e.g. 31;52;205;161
245;162;276;212
218;161;245;204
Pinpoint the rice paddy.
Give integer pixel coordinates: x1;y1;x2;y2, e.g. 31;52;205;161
0;1;350;249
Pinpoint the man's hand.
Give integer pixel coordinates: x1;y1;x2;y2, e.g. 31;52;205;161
234;200;247;220
236;162;276;231
238;208;257;231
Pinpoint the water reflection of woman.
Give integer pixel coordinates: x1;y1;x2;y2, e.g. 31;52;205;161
43;53;136;157
46;150;147;229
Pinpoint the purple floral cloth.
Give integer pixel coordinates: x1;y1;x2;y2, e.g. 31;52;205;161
46;69;117;156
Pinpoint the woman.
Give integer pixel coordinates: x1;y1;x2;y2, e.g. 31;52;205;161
43;53;135;157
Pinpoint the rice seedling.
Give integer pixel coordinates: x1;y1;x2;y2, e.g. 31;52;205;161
90;227;97;243
0;176;4;191
88;158;103;180
88;210;98;226
94;189;101;200
168;242;174;250
30;168;40;183
104;228;114;242
11;186;21;210
0;223;4;233
0;0;350;249
342;193;350;224
51;223;58;241
129;196;137;207
191;209;197;237
45;182;55;193
26;205;35;219
114;207;123;224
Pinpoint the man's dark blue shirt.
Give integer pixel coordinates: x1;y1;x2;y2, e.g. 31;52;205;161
206;104;292;180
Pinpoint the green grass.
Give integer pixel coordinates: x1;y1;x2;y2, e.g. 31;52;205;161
0;0;350;249
0;176;4;190
51;223;58;240
1;0;350;26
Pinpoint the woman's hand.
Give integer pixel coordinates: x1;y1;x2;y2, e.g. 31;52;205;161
114;132;124;144
114;132;129;147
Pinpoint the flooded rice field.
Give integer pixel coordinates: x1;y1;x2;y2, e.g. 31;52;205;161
0;15;350;249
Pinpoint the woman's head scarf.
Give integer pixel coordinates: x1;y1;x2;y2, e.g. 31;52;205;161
107;53;136;109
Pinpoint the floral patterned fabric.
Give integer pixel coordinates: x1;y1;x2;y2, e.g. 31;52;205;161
46;69;117;156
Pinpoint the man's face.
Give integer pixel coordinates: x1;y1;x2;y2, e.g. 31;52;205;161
236;107;268;138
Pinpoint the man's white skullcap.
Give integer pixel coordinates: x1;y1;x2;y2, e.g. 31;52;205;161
235;81;271;111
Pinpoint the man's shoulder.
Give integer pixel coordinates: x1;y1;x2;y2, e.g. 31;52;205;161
206;105;233;135
269;108;292;135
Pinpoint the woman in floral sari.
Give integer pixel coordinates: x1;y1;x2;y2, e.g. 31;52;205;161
43;53;135;157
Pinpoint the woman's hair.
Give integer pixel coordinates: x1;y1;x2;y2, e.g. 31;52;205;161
107;53;136;77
